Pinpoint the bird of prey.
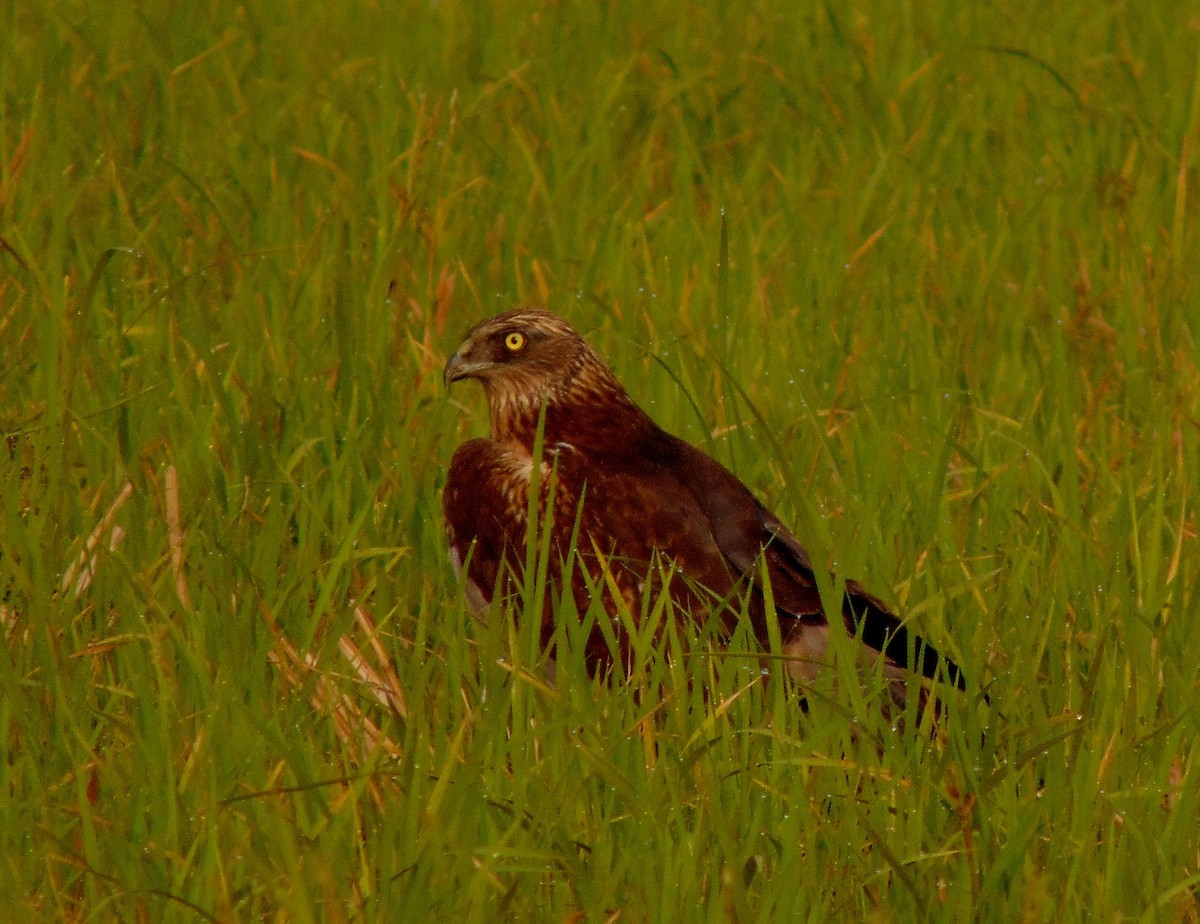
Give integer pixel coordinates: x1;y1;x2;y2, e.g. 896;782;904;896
443;308;971;704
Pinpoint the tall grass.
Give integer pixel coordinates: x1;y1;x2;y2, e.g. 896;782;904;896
2;1;1197;919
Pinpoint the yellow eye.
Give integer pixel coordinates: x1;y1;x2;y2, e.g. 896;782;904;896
504;331;526;352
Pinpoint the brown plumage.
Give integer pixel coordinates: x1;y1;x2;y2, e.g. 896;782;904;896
443;308;971;702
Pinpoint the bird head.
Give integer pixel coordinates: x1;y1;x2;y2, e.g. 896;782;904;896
443;308;586;397
443;308;648;447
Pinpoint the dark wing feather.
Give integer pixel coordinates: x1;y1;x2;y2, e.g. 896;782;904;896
661;433;967;690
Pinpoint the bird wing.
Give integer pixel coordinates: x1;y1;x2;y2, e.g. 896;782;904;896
444;437;528;611
661;433;967;689
445;430;965;690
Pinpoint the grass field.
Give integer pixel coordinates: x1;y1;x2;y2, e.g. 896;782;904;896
3;2;1199;920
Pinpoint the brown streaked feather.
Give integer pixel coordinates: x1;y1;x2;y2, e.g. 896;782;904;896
442;308;973;698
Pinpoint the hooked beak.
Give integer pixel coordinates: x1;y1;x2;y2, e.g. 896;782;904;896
443;347;490;389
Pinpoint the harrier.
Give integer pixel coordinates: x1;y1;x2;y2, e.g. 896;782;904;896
443;309;972;703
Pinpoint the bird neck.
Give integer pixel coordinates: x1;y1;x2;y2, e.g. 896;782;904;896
488;375;655;456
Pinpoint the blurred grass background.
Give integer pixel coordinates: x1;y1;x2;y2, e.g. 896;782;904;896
2;1;1198;920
